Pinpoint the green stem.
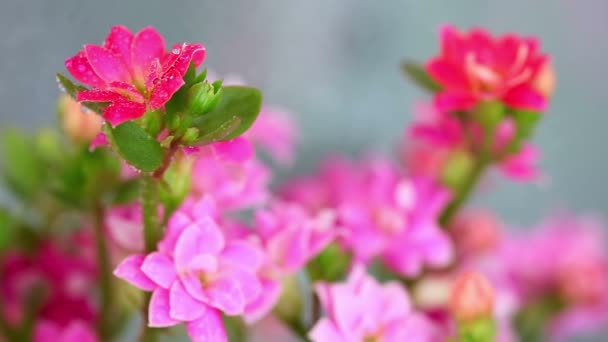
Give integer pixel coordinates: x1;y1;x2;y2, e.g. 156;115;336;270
439;156;489;226
93;204;113;341
139;175;162;342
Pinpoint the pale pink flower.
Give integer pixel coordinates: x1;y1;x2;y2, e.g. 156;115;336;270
113;198;263;342
105;203;144;253
65;25;205;126
426;25;549;112
309;264;441;342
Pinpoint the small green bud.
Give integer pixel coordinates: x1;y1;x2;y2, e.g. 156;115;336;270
187;82;223;116
182;127;200;144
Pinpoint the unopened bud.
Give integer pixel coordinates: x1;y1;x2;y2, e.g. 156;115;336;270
58;95;103;143
187;82;222;116
533;61;556;98
449;271;495;322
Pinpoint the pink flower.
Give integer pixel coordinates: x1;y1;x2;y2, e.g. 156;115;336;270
309;264;441;342
113;198;263;342
105;203;144;253
35;320;97;342
449;271;496;322
427;25;549;112
381;178;453;277
190;145;270;212
247;106;298;166
0;238;98;331
238;202;335;323
65;25;205;126
450;209;501;258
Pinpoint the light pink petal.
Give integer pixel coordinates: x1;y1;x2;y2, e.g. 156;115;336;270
180;272;207;302
148;288;179;327
174;218;225;270
185;308;227;342
247;107;298;165
212;137;254;162
148;68;185;109
244;279;282;324
309;319;346;342
205;275;245;315
226;268;261;304
103;99;146;126
77;89;126;103
104;25;134;69
131;27;166;81
113;254;157;291
503;85;547;112
84;45;131;83
64;51;106;88
434;91;479;112
141;252;177;289
220;241;263;271
169;281;206;321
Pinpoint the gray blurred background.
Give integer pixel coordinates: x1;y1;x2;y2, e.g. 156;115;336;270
1;0;607;227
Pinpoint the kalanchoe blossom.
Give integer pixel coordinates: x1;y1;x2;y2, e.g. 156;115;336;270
309;264;440;342
65;25;205;125
229;202;336;323
408;102;541;182
105;203;144;253
247;106;298;166
113;198;263;342
35;320;97;342
427;25;549;112
190;138;270;212
0;238;98;338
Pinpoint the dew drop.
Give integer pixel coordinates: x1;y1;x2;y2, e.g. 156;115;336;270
172;48;181;55
81;106;90;113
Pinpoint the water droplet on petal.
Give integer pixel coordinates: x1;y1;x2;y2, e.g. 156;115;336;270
172;48;181;55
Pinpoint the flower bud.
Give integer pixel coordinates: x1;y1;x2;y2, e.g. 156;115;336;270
449;271;495;322
187;82;222;116
58;95;103;143
533;61;556;98
451;210;500;257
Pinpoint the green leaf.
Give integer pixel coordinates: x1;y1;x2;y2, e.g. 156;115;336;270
56;73;108;114
108;122;164;172
184;62;197;84
401;61;442;93
0;208;15;251
189;86;262;145
0;129;44;199
112;179;142;205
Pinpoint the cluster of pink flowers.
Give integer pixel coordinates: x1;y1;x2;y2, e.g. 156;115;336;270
6;22;607;342
0;235;98;342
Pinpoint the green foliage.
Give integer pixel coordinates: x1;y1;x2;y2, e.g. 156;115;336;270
0;129;44;200
55;73;107;114
189;86;262;145
401;61;442;93
308;243;352;282
108;121;164;172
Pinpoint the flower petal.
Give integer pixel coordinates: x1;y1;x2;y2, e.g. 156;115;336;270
113;254;156;291
141;252;177;289
148;68;184;110
426;59;469;89
131;26;166;81
205;275;245;315
434;91;479;112
103;100;146;126
244;278;282;324
163;43;206;76
212;137;254;162
174;218;225;270
104;25;134;70
220;241;263;271
503;85;547;112
185;308;227;342
84;45;131;83
180;272;207;302
148;288;179;327
65;51;106;88
169;281;206;321
309;319;346;342
77;89;126;103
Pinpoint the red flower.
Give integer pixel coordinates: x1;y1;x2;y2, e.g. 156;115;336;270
65;26;205;126
426;25;549;112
